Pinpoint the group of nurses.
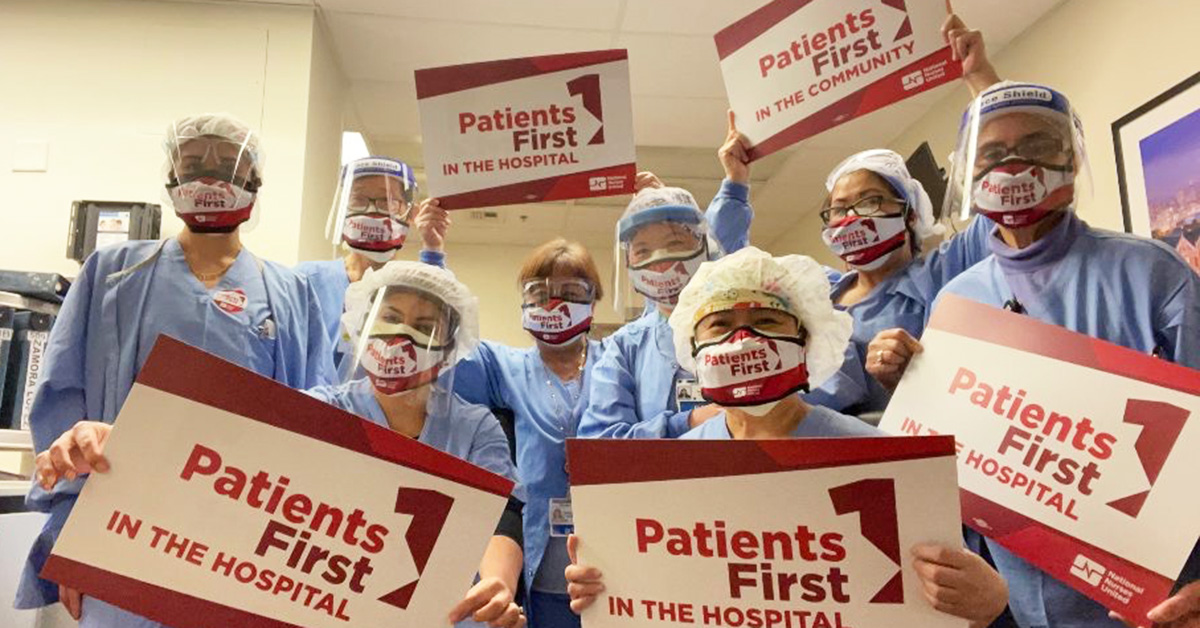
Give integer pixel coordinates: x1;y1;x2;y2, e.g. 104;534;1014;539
18;114;336;628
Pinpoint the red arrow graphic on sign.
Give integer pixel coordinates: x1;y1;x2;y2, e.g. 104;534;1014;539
378;487;455;610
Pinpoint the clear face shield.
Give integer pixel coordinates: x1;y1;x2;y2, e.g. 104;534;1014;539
520;277;597;346
943;83;1091;229
613;213;710;316
165;133;261;233
345;284;460;415
326;158;418;263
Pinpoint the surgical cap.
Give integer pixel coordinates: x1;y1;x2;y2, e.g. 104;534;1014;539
825;149;942;240
617;186;703;242
164;113;263;174
669;247;852;389
342;261;480;366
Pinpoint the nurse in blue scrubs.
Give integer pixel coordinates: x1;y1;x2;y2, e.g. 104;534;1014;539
18;114;336;628
872;81;1200;628
295;157;446;371
305;260;527;628
564;247;1011;627
802;12;1005;417
450;237;607;628
578;112;754;440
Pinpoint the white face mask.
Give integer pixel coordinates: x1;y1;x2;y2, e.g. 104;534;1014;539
522;300;593;346
820;215;908;271
168;177;256;230
692;328;808;410
973;160;1075;228
360;330;446;396
628;248;706;305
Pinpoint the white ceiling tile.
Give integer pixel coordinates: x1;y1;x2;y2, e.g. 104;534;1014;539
319;0;623;30
619;0;774;36
617;32;725;99
632;96;729;148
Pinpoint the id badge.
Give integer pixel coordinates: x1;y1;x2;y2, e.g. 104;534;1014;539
549;497;574;537
674;377;703;414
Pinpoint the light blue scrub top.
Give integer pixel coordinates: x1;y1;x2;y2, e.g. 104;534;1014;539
937;211;1200;628
579;179;752;440
453;339;601;597
16;238;335;625
805;216;995;415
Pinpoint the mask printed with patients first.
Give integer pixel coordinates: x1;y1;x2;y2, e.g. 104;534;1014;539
972;159;1075;228
342;213;409;263
359;323;448;396
627;247;706;305
168;173;257;231
692;327;808;413
522;300;593;346
821;215;908;271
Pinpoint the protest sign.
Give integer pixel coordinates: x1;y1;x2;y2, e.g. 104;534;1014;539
44;337;512;628
568;436;965;628
880;294;1200;620
416;49;636;209
715;0;961;159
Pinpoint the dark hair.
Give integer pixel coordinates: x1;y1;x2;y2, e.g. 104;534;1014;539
518;238;605;302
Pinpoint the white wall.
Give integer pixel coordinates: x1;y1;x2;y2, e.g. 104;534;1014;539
0;0;332;276
298;20;348;262
765;0;1200;260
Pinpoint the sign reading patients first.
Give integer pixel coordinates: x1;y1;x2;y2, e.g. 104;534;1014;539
715;0;961;160
568;436;966;628
416;49;636;209
879;295;1200;622
43;337;513;628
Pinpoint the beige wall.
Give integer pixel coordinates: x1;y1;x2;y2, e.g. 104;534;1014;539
0;0;338;275
765;0;1200;257
297;21;348;263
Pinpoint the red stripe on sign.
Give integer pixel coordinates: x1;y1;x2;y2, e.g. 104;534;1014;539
135;336;514;497
929;294;1200;397
415;49;627;99
959;490;1175;622
566;435;953;486
434;163;636;210
713;0;813;61
747;47;960;161
42;556;302;628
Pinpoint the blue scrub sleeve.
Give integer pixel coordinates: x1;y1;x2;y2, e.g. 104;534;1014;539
919;215;995;296
579;338;690;439
419;249;447;268
706;179;752;255
453;343;509;409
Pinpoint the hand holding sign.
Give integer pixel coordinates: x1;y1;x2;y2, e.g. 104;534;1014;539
565;534;605;614
37;420;112;487
910;544;1008;628
866;327;923;391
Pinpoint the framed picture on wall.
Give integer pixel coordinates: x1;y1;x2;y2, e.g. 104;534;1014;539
1113;70;1200;275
